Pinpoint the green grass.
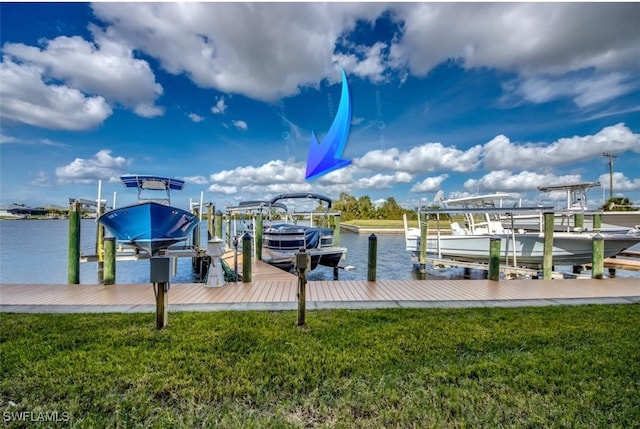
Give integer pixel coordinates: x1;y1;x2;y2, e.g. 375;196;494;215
1;305;639;427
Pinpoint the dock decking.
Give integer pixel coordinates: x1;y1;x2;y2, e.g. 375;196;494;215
1;258;638;313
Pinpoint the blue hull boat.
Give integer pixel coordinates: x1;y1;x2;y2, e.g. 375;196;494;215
98;175;199;255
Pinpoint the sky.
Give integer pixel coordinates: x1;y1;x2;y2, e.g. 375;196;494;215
1;2;639;212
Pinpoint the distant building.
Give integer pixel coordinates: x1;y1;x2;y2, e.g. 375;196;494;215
0;204;48;218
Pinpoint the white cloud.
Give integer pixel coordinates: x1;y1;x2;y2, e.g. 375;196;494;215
411;174;449;193
208;183;238;195
91;2;388;102
211;97;227;115
355;142;483;174
509;72;635;108
232;120;248;131
598;172;640;192
357;172;413;190
56;150;130;184
3;32;163;116
30;171;51;187
188;113;204;123
181;176;208;185
389;3;639;77
482;123;640;170
210;159;305;186
0;58;112;130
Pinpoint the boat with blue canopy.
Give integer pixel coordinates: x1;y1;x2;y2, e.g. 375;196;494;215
226;193;346;272
98;175;199;256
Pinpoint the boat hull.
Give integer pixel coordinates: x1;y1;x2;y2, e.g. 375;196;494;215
99;202;199;255
406;228;640;268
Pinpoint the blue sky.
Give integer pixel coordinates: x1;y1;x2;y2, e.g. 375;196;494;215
1;2;639;212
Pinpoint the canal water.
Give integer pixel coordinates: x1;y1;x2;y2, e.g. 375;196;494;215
1;219;638;284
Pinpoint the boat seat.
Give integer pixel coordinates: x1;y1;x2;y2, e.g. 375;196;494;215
450;222;468;236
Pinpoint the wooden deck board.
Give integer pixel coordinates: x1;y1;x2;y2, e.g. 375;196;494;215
1;277;639;309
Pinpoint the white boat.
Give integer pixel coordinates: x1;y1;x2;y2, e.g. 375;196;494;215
506;182;640;232
226;193;346;272
404;193;640;269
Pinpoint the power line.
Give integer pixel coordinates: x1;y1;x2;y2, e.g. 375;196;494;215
602;152;617;200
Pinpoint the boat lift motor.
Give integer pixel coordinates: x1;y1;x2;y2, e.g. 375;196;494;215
294;248;311;274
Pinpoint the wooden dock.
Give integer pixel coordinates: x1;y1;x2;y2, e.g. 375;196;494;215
1;267;638;312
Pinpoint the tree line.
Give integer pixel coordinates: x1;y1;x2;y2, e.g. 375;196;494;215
328;193;420;221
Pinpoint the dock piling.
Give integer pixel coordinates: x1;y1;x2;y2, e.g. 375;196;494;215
489;236;501;281
592;213;602;232
592;234;604;279
368;233;377;282
207;204;215;240
256;213;263;261
67;201;81;284
419;213;427;274
543;212;554;280
333;214;341;247
242;233;252;282
103;237;116;285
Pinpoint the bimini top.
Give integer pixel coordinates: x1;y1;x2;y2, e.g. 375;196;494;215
120;175;186;191
270;193;332;209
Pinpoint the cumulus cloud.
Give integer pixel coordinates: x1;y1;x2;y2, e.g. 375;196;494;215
3;32;163;117
598;172;640;192
411;174;449;193
389;3;639;77
356;172;413;190
482;123;640;170
355;142;483;174
211;97;227;115
0;58;112;130
56;150;130;184
91;2;389;101
232;120;248;131
188;113;204;123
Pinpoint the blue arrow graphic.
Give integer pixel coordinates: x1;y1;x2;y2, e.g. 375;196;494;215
305;69;352;181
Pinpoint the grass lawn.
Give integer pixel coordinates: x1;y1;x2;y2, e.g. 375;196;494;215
1;305;639;427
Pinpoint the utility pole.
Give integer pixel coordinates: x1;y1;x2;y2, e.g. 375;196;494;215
602;152;617;200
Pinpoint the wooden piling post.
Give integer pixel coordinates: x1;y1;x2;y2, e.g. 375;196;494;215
419;213;427;273
68;201;81;284
156;283;168;329
333;214;341;247
255;213;263;261
591;234;604;279
367;233;377;282
96;204;105;283
573;213;584;230
592;213;601;232
215;210;223;239
489;236;501;281
543;212;554;280
225;213;232;247
242;233;252;282
103;237;116;285
296;249;309;327
207;203;214;240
